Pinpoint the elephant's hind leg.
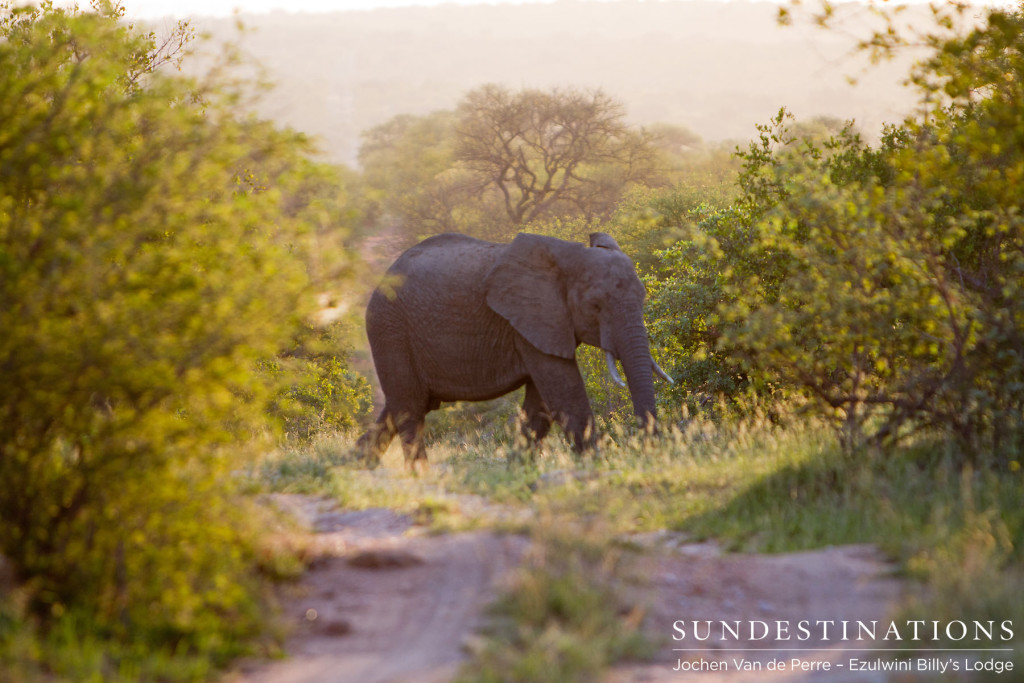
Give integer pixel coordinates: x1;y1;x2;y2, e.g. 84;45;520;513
356;411;398;467
366;329;431;469
398;416;428;472
354;406;427;470
378;403;428;471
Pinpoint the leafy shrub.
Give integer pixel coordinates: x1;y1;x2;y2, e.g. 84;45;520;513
648;6;1024;459
265;321;373;440
0;2;346;673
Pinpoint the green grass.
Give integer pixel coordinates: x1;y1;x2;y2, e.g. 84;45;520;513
0;607;271;683
253;413;1024;681
454;517;653;683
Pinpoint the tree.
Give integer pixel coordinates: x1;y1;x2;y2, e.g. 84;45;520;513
456;85;662;228
652;3;1024;458
0;1;353;671
356;86;666;243
358;110;467;237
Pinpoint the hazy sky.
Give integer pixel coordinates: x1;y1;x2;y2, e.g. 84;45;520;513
119;0;556;18
95;0;1017;19
39;0;1014;19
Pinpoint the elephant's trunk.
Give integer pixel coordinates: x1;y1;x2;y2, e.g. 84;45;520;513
615;323;658;430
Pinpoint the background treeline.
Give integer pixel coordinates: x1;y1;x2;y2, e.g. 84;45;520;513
1;0;1022;679
191;1;924;166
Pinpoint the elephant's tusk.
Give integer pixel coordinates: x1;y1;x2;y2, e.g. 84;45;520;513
605;351;626;388
653;360;674;384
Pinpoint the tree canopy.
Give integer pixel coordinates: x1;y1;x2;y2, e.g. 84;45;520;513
0;1;362;673
455;85;661;226
359;85;665;242
646;3;1024;459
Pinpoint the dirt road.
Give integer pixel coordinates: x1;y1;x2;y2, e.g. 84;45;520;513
609;539;903;682
229;498;525;683
230;496;904;683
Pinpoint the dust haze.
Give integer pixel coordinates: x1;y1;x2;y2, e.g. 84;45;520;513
187;0;926;166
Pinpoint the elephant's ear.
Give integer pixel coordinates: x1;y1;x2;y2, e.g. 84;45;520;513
485;233;576;360
589;232;622;251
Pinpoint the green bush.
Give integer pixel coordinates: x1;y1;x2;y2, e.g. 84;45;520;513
648;6;1024;458
265;321;373;440
643;207;750;408
0;2;348;674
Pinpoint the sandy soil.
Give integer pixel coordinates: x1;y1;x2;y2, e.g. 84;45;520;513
228;497;527;683
608;537;905;682
229;495;907;683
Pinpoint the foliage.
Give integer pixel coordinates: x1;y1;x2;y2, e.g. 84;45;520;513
358;85;667;243
648;5;1024;458
456;85;661;227
265;321;373;441
629;191;746;409
644;230;746;407
358;110;463;239
623;182;736;255
0;1;350;675
715;111;949;448
257;431;353;496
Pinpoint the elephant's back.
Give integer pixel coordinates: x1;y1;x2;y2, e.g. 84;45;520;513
367;233;506;325
393;233;500;278
385;233;503;301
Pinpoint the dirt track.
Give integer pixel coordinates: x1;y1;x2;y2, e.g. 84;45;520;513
230;495;905;683
609;540;903;682
229;498;525;683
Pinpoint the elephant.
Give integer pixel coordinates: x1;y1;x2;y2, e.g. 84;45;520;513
356;231;671;467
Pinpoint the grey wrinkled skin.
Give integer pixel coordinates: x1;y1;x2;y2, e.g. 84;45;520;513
357;232;658;467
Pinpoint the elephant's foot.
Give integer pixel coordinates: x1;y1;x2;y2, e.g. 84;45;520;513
354;432;387;469
402;441;428;474
405;456;429;475
355;415;399;468
566;419;598;456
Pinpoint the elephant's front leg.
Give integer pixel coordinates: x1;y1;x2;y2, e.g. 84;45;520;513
520;379;554;445
521;351;597;453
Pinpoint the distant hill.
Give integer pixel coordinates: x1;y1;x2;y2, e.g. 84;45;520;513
183;1;926;166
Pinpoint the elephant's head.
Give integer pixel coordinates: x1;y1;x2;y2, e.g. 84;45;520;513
484;232;668;428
